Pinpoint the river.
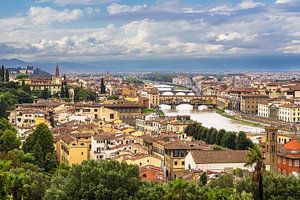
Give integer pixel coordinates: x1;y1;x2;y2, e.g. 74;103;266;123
156;83;264;134
160;104;263;134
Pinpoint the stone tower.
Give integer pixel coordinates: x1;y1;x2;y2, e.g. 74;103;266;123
55;64;60;78
265;126;278;170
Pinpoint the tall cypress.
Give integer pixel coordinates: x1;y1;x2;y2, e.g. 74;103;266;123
100;78;106;94
5;69;9;82
60;82;65;98
1;65;4;82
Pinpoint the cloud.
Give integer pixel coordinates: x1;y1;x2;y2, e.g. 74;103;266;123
275;0;297;4
1;1;300;60
107;3;147;15
36;0;115;5
29;7;83;25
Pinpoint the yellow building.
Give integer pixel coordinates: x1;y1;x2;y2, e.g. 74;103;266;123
114;154;162;168
75;103;120;122
55;134;91;165
149;88;160;107
279;103;300;123
9;108;48;128
240;94;269;114
164;141;208;179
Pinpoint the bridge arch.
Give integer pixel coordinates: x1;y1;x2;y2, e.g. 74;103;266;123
175;92;186;95
162;91;174;96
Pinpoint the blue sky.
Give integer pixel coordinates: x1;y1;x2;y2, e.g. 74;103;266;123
0;0;299;62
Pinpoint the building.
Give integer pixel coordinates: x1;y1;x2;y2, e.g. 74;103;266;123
240;94;269;114
148;88;160;107
278;103;300;123
74;103;120;122
276;137;300;176
163;140;211;179
185;150;249;172
264;126;279;170
55;134;91;165
9;108;48;128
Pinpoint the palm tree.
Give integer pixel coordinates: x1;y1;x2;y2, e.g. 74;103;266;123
164;178;192;200
245;145;265;200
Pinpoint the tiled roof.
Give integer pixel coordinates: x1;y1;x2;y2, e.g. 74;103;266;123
190;150;248;164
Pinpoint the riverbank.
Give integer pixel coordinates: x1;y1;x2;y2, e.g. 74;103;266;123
215;108;263;127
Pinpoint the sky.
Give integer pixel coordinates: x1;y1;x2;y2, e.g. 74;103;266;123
0;0;300;63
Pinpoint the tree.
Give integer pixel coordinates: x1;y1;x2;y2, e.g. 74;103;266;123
41;88;50;100
199;172;207;186
215;129;225;145
209;129;218;144
5;69;9;82
237;131;253;150
23;124;57;171
0;99;9;118
134;182;166;200
45;160;140;200
165;179;193;200
209;174;234;189
100;78;106;94
60;82;65;98
244;145;265;200
0;130;21;152
64;85;69;98
0;118;16;137
1;65;4;82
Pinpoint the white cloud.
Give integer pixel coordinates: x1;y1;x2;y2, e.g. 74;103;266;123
36;0;114;5
29;7;83;25
275;0;297;4
239;0;264;9
107;3;147;15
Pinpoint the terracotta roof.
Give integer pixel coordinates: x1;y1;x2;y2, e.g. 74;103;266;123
190;150;248;164
283;137;300;151
241;94;269;98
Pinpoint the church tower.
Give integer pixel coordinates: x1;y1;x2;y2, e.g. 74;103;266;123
265;126;278;170
55;64;60;78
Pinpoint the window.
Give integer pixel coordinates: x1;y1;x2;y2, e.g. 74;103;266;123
81;152;84;155
295;160;299;166
277;169;281;174
283;170;286;176
289;159;292;166
174;161;178;165
277;157;281;163
181;161;185;165
110;113;114;119
283;158;286;164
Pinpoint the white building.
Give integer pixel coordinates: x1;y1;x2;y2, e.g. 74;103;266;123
185;150;250;172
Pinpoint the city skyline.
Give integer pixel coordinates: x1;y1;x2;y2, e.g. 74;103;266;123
0;0;300;64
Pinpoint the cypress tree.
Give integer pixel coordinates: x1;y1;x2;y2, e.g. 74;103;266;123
100;78;106;94
1;65;4;82
5;69;9;82
60;82;65;98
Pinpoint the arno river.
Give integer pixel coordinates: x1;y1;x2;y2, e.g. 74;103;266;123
160;104;263;134
156;84;264;134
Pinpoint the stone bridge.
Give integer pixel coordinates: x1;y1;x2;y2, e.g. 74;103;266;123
159;95;217;110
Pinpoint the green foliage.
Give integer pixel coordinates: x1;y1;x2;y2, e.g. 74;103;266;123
200;172;207;186
140;72;175;83
74;87;97;102
209;174;234;189
23;123;57;172
107;95;119;100
134;182;166;200
45;160;141;200
237;131;254;150
16;74;29;79
41;88;50;99
142;108;156;113
185;123;253;150
0;130;21;152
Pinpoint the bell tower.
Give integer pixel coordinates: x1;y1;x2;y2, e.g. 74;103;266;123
265;126;278;170
55;64;60;78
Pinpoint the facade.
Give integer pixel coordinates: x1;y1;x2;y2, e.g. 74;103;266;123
240;94;269;114
278;103;300;123
55;134;91;165
74;103;120;122
185;150;249;172
276;138;300;177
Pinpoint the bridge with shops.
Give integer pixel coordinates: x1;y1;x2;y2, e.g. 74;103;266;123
159;95;217;109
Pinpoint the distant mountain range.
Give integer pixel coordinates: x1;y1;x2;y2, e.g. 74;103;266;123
1;55;300;74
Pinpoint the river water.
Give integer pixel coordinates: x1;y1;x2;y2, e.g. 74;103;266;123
160;104;263;134
156;84;264;134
